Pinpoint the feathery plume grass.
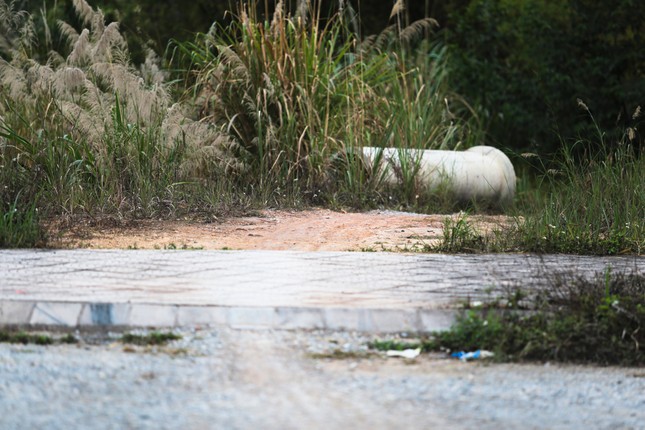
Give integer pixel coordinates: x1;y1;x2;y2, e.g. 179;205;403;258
177;0;470;199
0;0;209;218
57;20;80;49
390;0;405;19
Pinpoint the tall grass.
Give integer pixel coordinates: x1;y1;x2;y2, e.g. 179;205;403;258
176;1;473;197
434;108;644;255
516;106;644;255
11;0;640;257
0;0;232;220
0;0;475;238
0;195;44;248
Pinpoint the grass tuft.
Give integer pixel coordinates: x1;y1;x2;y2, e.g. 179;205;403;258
0;196;46;248
432;214;486;253
516;142;644;255
1;332;53;345
120;332;181;346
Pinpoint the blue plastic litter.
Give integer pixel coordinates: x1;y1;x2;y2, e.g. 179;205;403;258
452;350;479;360
451;350;494;361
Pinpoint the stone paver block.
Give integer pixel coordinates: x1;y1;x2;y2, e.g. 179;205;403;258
363;309;420;332
419;309;458;332
228;307;279;329
0;301;35;325
129;304;177;327
29;302;83;326
275;307;326;330
177;306;229;326
78;303;132;326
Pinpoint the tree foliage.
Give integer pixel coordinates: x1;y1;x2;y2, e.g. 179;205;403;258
444;0;645;152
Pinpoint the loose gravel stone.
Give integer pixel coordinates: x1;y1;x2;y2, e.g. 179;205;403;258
1;328;643;430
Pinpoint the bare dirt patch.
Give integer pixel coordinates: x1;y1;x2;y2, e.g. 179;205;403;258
48;209;511;251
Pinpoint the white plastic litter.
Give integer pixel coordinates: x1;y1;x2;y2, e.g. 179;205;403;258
451;350;495;361
386;348;421;359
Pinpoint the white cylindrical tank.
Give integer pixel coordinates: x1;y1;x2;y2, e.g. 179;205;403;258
361;146;516;207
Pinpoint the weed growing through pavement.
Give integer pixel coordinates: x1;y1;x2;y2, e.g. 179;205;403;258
367;269;645;366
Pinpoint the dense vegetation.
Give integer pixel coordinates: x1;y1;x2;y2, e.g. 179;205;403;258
0;0;643;253
371;271;645;366
25;0;645;154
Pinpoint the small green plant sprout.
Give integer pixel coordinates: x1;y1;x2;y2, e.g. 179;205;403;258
434;214;484;253
120;332;182;346
360;246;377;252
60;333;79;344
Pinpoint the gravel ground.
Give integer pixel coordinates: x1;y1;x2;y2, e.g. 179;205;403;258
1;328;644;430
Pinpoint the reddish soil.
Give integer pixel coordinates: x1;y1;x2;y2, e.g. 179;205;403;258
49;209;511;252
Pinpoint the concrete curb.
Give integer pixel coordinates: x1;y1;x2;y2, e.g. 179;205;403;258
0;299;459;333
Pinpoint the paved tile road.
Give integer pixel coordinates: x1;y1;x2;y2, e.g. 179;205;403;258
1;250;642;331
